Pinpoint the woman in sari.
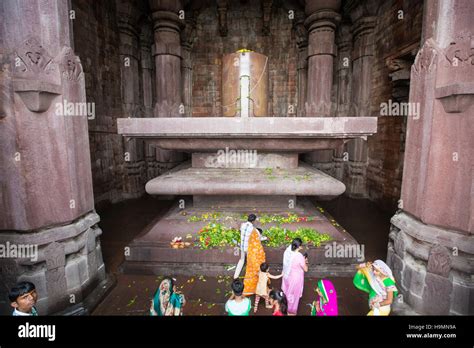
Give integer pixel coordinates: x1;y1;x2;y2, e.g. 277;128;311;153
150;277;186;316
281;238;308;315
353;260;398;316
243;228;266;295
311;279;338;316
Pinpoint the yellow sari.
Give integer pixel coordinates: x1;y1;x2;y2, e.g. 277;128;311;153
243;229;266;295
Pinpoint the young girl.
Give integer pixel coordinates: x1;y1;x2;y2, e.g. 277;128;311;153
269;289;288;316
254;262;283;313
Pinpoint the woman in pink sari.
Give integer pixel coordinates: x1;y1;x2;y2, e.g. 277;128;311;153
311;279;338;316
281;238;308;315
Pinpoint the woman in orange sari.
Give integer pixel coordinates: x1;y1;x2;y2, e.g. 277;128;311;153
243;228;266;295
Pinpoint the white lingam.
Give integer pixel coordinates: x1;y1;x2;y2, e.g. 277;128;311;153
239;51;251;118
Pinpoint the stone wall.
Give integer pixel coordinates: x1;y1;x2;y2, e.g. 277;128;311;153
71;0;128;205
365;0;423;212
191;1;299;117
71;0;184;206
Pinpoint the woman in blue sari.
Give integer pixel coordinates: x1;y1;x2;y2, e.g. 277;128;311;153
150;278;186;316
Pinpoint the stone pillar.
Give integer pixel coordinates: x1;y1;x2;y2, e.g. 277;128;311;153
302;1;340;173
181;11;197;117
149;0;184;117
388;0;474;315
344;2;377;197
140;22;155;117
331;22;353;180
118;0;146;199
148;0;185;168
294;14;308;117
117;6;142;118
304;0;341;116
336;22;352;116
0;0;108;315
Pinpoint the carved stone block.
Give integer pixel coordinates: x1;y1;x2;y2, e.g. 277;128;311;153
427;244;452;277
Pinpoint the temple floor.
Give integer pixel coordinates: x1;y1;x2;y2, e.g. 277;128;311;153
93;195;394;315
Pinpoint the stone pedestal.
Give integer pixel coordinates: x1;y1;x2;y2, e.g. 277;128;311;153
0;0;109;315
388;0;474;315
118;116;377;209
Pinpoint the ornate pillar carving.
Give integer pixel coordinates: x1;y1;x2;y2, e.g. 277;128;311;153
217;0;228;37
343;0;378;197
140;21;155;117
118;0;146;198
262;0;273;36
336;21;352;116
181;10;197;117
294;14;308;117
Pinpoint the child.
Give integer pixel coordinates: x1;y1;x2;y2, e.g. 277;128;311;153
225;279;251;316
269;289;288;316
254;262;283;313
9;281;38;316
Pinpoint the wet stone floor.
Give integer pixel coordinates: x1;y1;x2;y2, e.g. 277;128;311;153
93;195;392;316
92;274;368;316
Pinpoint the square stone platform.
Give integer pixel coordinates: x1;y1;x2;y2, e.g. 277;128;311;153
121;198;360;277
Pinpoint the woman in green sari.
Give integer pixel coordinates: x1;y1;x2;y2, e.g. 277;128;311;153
353;260;398;316
150;278;186;316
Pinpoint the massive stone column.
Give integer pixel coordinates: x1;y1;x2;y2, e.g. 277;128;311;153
149;0;184;117
148;0;185;171
343;0;378;197
0;0;109;314
388;0;474;315
304;0;341;117
118;0;146;199
302;1;341;175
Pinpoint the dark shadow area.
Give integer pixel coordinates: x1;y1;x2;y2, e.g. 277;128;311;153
317;195;393;261
97;196;174;273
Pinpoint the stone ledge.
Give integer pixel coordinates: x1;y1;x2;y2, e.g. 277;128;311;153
117;116;378;138
145;162;346;197
391;212;474;255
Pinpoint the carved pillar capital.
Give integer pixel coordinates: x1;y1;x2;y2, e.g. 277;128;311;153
304;10;341;58
262;0;273;36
